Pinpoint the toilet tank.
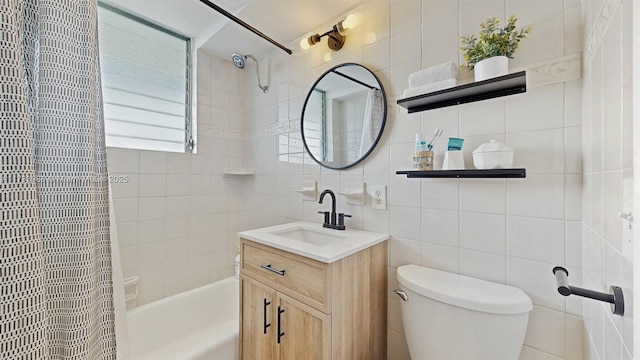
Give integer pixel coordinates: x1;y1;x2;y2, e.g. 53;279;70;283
396;265;533;360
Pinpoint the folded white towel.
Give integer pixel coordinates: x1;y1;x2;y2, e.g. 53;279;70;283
402;79;457;98
408;62;458;88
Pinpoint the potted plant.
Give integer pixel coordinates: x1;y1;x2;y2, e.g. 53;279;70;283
460;15;532;81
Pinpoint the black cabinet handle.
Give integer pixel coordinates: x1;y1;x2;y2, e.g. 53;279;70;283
263;298;271;334
277;306;285;344
260;264;286;276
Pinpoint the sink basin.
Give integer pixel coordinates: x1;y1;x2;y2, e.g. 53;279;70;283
238;221;388;263
270;227;347;246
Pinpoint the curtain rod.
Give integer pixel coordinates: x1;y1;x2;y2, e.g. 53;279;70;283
198;0;292;55
332;70;379;90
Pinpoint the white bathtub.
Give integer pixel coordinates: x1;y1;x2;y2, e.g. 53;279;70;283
127;277;239;360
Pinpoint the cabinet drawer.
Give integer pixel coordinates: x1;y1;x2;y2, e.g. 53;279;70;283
240;239;331;312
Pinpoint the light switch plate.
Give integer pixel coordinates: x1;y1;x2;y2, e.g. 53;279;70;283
371;185;386;210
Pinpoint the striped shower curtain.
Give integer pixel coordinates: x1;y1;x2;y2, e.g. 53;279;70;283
358;89;384;157
1;0;118;358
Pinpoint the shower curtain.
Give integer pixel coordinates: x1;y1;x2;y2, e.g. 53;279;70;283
1;0;119;358
358;89;383;157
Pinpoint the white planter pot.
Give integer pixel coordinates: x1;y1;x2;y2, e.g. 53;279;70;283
474;56;509;82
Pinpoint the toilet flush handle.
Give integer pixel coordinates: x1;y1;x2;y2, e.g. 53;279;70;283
393;289;408;301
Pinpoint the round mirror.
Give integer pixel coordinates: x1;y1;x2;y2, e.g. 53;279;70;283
301;63;387;170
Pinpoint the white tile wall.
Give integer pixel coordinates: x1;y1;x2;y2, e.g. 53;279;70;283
524;305;566;357
460;179;506;214
459;249;506;283
419;241;459;273
92;0;635;357
506;84;565;133
460;212;506;254
421;178;459;211
509;12;565;67
421;208;458;246
108;50;244;308
459;98;506;137
422;5;459;54
507;174;565;219
581;0;634;358
507;216;565;264
238;1;595;359
390;26;421;66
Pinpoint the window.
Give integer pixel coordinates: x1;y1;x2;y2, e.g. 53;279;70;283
97;3;192;153
303;89;329;161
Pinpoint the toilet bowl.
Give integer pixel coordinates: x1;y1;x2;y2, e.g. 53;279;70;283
395;264;532;360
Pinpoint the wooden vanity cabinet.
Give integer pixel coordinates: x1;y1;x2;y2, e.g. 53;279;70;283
239;238;387;360
241;276;331;360
240;277;278;360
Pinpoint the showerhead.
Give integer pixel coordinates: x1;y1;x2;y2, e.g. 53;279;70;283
231;52;269;93
231;53;245;69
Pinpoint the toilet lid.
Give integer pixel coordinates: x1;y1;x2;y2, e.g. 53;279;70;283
397;264;533;315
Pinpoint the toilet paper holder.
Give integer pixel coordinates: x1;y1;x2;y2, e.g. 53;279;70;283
552;266;624;316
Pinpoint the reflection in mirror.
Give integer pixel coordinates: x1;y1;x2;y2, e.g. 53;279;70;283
301;63;386;170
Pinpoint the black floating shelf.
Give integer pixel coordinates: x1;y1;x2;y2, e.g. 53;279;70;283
396;168;527;179
397;71;527;113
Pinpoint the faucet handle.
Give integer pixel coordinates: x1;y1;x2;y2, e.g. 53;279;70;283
318;211;330;224
337;213;351;226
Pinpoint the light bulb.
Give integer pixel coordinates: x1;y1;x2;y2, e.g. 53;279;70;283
300;37;310;50
342;14;358;30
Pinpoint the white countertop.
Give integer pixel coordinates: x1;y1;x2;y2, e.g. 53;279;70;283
238;221;389;263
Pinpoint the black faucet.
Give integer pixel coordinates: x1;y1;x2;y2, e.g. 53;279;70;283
318;189;350;230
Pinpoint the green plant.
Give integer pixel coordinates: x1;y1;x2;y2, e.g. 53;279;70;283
460;15;532;70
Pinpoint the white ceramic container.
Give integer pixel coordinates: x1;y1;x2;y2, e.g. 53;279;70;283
472;139;514;169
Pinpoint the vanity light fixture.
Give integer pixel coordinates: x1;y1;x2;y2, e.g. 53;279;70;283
300;14;358;51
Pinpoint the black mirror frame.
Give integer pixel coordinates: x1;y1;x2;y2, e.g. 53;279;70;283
300;63;387;170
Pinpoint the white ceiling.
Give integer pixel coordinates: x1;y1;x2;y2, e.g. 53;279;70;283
105;0;361;60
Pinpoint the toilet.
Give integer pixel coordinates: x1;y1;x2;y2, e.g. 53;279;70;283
395;264;532;360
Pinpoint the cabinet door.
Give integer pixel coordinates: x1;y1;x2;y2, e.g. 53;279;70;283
276;292;331;360
240;276;277;360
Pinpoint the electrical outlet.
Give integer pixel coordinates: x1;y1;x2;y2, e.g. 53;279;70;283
371;185;386;210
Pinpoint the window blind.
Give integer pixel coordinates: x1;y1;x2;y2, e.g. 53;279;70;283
97;4;191;153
